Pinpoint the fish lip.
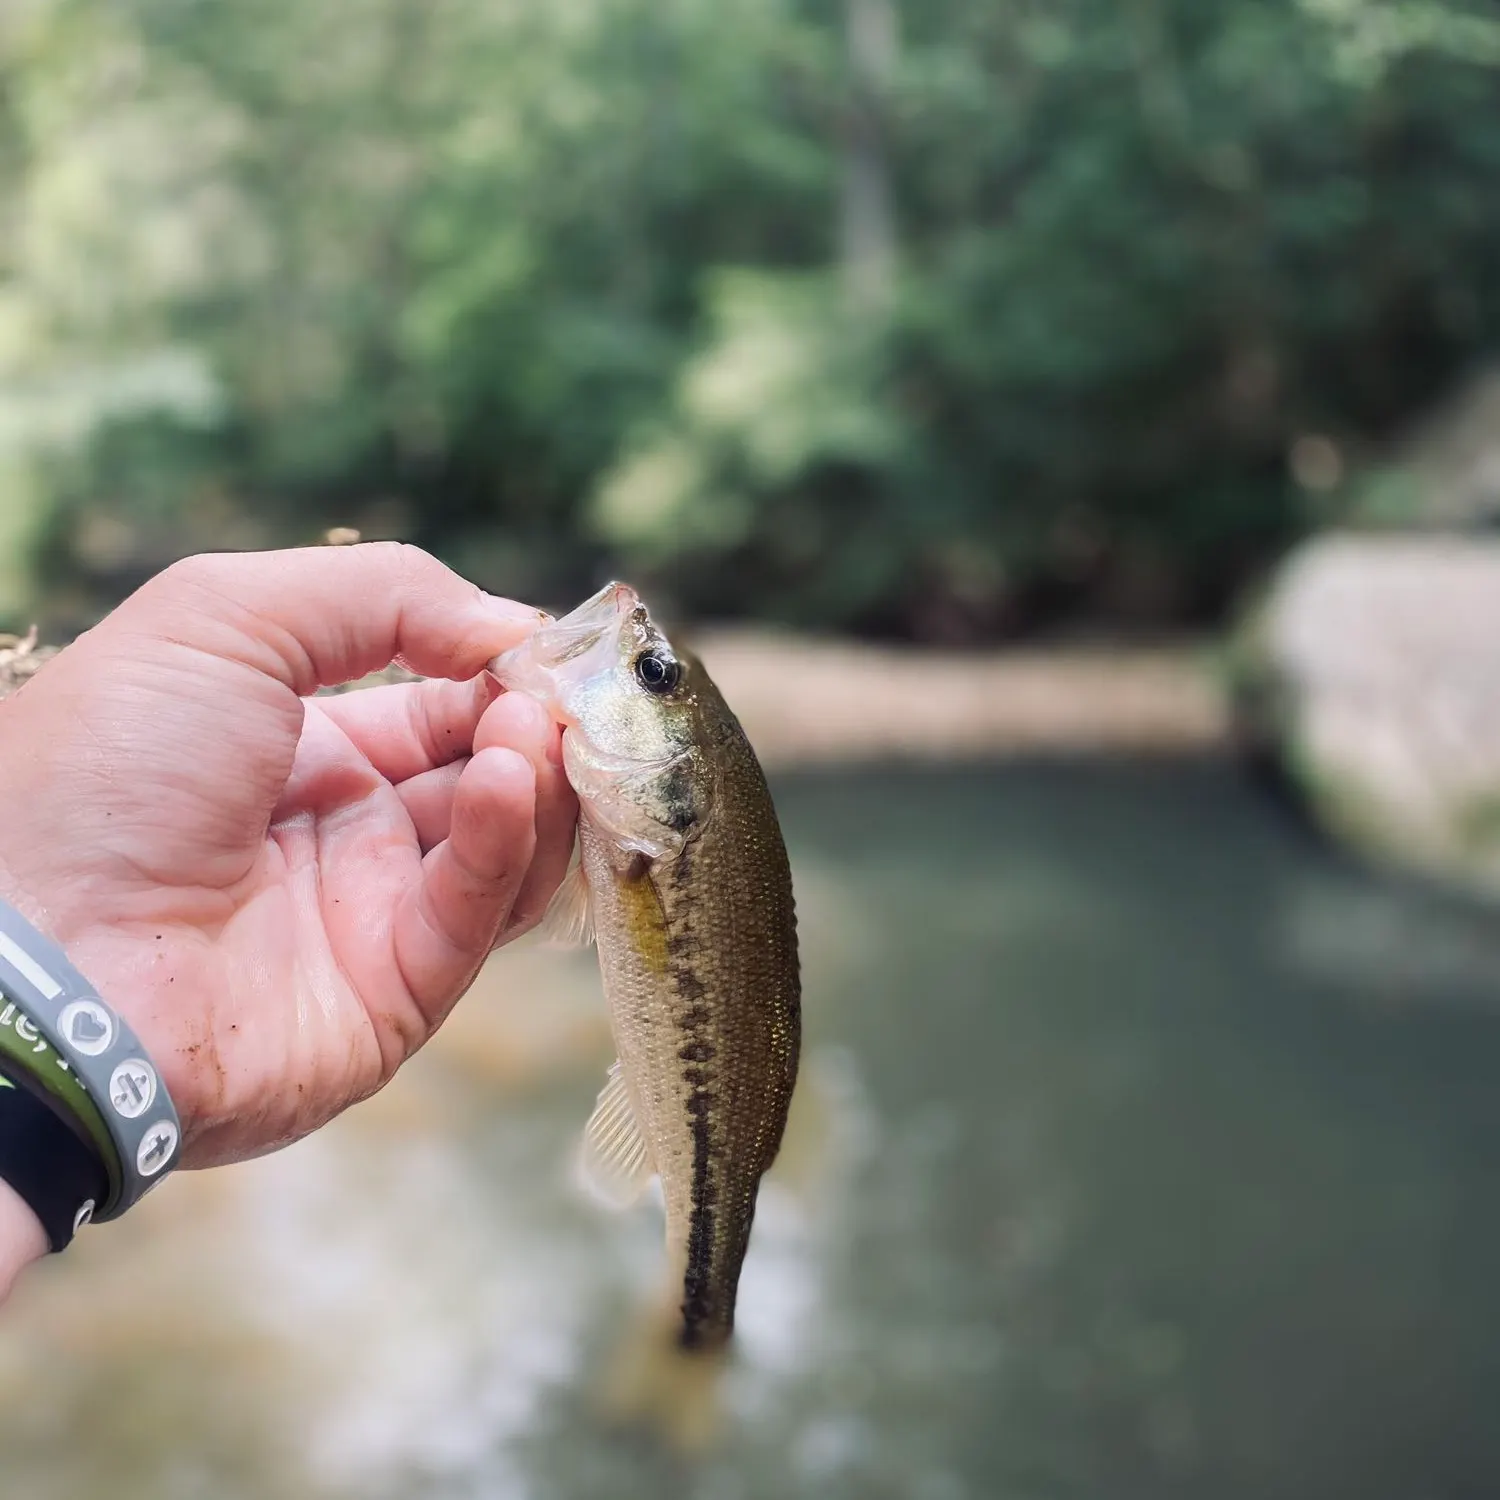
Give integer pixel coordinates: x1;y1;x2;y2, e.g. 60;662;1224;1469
487;580;641;695
547;581;637;644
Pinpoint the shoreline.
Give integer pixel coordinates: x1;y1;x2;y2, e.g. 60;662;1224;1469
688;629;1230;769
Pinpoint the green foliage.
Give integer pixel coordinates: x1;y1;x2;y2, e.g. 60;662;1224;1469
594;271;915;626
2;0;1499;634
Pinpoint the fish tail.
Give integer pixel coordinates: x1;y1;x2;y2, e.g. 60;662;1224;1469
593;1297;731;1454
676;1309;733;1353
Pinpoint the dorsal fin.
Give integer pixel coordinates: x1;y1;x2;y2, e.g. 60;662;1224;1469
578;1061;655;1208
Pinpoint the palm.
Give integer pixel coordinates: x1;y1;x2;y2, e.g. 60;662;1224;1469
81;700;449;1166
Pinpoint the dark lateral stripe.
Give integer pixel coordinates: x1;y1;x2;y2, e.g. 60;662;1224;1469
678;1089;717;1346
663;843;725;1347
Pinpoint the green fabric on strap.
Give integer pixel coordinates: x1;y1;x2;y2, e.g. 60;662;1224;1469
0;993;123;1211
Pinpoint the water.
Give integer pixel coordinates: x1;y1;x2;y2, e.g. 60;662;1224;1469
5;762;1500;1499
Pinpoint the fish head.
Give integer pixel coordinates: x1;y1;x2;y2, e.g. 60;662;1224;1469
489;582;715;860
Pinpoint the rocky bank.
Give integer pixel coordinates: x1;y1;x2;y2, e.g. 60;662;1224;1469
1238;534;1500;899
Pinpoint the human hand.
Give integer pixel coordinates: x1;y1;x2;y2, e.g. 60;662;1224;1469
0;543;576;1171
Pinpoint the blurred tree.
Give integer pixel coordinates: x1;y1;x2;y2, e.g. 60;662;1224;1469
2;0;1498;636
598;0;1500;634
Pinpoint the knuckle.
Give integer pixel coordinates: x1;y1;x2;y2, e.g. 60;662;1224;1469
155;551;223;593
370;541;485;628
140;552;242;618
370;539;438;589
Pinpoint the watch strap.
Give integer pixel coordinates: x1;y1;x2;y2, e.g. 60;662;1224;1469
0;904;181;1219
0;996;122;1203
0;1070;109;1251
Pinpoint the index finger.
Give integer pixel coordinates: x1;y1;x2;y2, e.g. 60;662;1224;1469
314;675;502;783
118;542;548;693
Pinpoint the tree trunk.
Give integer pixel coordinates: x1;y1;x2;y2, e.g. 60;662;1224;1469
840;0;898;310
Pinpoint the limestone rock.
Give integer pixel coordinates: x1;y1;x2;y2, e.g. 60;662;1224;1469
1241;533;1500;896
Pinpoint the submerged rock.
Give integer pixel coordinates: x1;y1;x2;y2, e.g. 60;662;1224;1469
1237;534;1500;897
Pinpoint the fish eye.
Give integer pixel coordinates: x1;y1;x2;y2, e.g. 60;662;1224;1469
634;650;681;695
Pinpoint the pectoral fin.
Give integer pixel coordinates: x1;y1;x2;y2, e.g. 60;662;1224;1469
536;854;595;948
579;1061;655;1208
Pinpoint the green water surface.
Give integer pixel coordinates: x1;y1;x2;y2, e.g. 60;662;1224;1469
8;762;1500;1500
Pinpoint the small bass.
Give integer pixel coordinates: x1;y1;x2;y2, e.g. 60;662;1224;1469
491;582;800;1350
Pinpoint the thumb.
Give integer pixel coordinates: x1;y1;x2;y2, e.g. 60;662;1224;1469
113;543;545;692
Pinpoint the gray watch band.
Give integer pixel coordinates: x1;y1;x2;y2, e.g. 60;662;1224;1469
0;903;181;1220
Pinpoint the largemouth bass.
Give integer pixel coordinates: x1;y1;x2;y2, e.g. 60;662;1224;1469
490;582;800;1351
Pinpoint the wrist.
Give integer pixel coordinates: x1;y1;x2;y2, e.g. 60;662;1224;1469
0;1176;47;1298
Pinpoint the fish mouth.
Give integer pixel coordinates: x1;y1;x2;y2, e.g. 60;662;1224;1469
532;581;639;664
488;581;640;702
519;580;638;665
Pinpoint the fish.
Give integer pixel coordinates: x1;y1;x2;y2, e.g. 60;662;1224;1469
489;582;801;1355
